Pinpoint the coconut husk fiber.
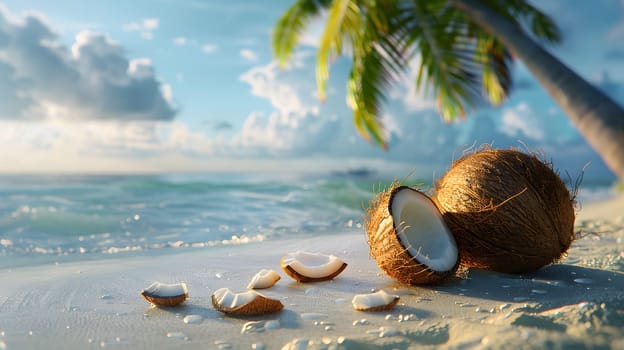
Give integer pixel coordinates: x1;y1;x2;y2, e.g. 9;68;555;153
434;148;575;274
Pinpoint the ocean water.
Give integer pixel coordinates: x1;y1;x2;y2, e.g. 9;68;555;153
0;172;616;268
0;173;387;267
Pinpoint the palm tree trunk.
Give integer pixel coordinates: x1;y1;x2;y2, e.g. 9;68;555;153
454;0;624;181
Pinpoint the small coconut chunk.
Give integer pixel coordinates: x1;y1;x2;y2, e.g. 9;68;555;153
141;282;188;307
211;288;283;316
352;290;400;312
247;269;281;289
280;251;347;282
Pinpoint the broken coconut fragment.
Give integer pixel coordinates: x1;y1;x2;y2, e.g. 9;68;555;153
211;288;283;316
141;282;188;307
247;269;281;289
366;186;458;284
280;251;347;283
352;290;400;312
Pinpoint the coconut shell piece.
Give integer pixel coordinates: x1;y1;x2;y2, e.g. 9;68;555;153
247;269;281;289
435;149;576;273
141;282;188;307
352;290;400;312
211;288;283;316
366;185;459;285
280;251;348;283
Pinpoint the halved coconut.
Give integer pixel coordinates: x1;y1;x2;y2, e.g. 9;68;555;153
352;290;400;312
366;185;458;284
280;251;347;283
211;287;283;316
247;269;281;289
141;282;188;307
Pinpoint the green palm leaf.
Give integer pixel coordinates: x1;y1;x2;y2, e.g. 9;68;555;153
273;0;562;150
273;0;332;67
316;0;362;101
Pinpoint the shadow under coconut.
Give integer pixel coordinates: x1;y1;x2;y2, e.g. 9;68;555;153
428;264;624;310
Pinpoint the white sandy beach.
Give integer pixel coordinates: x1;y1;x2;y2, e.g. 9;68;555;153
1;194;623;350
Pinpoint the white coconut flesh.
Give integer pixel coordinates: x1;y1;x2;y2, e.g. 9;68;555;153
282;251;344;278
142;282;188;297
352;290;399;310
390;189;458;273
212;288;258;309
247;269;280;289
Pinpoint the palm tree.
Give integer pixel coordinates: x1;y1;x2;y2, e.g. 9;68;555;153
273;0;624;180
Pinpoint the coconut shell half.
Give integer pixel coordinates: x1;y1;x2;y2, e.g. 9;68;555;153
141;282;188;307
366;185;459;285
435;149;575;273
280;251;347;283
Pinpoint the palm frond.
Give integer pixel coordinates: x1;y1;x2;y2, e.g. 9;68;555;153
477;35;512;105
480;0;561;43
405;0;482;121
272;0;332;67
316;0;362;102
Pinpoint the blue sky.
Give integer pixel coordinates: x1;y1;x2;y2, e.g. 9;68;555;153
0;0;623;181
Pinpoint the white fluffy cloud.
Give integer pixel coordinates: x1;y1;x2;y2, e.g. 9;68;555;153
240;48;258;62
0;7;175;121
123;18;159;40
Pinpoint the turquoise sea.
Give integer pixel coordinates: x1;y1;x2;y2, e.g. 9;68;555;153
0;173;382;267
0;172;616;269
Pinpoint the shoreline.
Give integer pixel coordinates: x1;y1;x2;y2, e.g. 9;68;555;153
0;194;622;349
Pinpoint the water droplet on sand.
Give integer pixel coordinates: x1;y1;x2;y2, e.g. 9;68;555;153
398;314;417;322
573;278;594;285
166;332;189;341
352;318;369;326
100;337;129;347
379;327;401;338
183;315;203;324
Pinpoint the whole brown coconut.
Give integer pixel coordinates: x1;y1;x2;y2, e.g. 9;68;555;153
435;149;576;274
